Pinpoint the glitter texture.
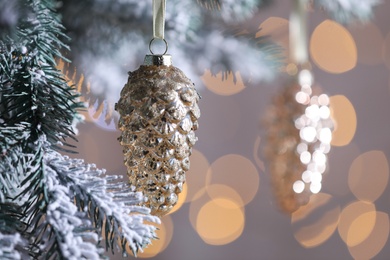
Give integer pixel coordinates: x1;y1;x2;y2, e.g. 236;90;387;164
116;62;200;216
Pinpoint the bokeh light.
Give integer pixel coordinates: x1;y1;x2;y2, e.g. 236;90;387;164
291;193;332;223
206;184;244;208
348;150;389;202
348;211;389;259
338;201;376;247
346;211;377;247
257;17;289;59
349;22;383;65
168;182;187;215
189;188;209;230
206;154;259;205
329;95;357;146
310;20;357;73
130;216;174;258
196;198;245;245
291;193;340;248
201;70;245;96
185;149;210;203
87;99;117;131
58;59;117;131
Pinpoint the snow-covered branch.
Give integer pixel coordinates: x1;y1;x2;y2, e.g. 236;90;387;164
0;232;27;260
0;123;32;201
314;0;381;23
35;153;104;259
46;149;160;255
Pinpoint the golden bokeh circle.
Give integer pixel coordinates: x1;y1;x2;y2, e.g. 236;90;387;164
136;216;174;258
189;188;210;231
196;198;245;245
291;193;332;223
201;70;246;96
185;149;210;203
348;150;389;202
207;184;244;209
348;211;389;259
347;211;377;247
329;95;357;146
291;193;340;248
338;201;376;247
310;20;357;73
168;182;188;215
206;154;260;206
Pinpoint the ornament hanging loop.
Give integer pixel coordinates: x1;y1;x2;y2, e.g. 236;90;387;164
149;37;169;55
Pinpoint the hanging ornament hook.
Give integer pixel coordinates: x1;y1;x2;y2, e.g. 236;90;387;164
150;0;168;54
290;0;309;65
149;38;169;55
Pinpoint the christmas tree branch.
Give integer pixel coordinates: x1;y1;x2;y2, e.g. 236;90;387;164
188;29;283;83
314;0;380;23
0;203;30;259
0;232;27;260
47;150;160;255
3;0;79;149
24;147;104;259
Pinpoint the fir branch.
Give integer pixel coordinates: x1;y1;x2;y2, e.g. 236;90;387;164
314;0;381;23
26;149;104;259
46;149;160;256
18;0;70;64
188;28;284;83
0;232;27;260
0;203;30;260
197;0;222;9
0;123;32;201
197;0;267;22
0;1;82;151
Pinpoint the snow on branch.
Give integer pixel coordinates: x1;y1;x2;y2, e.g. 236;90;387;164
0;123;32;201
0;232;27;260
197;0;264;22
0;203;29;260
186;29;283;83
314;0;381;23
45;149;160;256
37;156;104;260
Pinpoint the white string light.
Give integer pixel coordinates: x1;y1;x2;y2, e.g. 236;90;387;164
293;69;333;195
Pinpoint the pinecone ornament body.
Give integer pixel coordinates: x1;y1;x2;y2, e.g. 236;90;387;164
264;70;333;214
264;82;310;213
115;55;200;216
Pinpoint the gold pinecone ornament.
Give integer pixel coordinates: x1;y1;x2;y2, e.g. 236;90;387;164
115;54;200;216
264;82;310;214
264;70;333;214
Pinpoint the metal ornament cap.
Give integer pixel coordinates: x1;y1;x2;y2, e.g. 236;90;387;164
144;54;172;66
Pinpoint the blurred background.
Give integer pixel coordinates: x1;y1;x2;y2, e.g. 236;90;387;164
66;0;390;259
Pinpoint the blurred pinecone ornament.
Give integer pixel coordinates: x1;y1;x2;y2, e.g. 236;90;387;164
115;54;200;216
264;69;333;214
